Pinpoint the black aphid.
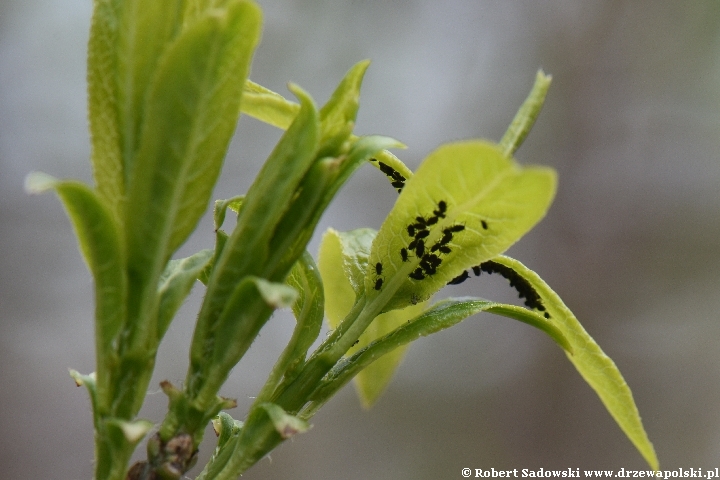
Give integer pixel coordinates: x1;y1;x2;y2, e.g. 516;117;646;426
400;248;409;262
448;224;465;233
392;180;405;189
426;216;439;226
414;239;425;257
425;253;442;267
478;261;546;313
472;265;482;276
409;268;425;280
374;278;383;290
544;312;551;319
415;216;427;227
378;162;394;176
375;262;383;275
439;231;453;245
414;229;429;240
352;339;360;346
481;220;488;230
447;270;470;285
433;200;447;218
407;224;416;237
408;238;417;250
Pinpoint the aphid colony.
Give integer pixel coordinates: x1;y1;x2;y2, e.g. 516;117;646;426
370;158;407;193
404;200;464;281
448;260;550;318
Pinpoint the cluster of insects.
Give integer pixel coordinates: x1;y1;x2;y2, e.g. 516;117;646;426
404;201;467;281
370;158;407;193
448;260;549;318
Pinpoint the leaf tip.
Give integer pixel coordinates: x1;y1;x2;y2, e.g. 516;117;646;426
24;172;57;194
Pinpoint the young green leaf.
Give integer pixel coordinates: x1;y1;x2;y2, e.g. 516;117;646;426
491;255;659;470
86;0;124;220
366;140;556;312
242;79;301;129
156;249;214;339
499;70;552;157
189;277;293;411
213;195;245;231
125;1;261;309
26;173;126;411
318;227;375;298
116;0;185;179
317;227;426;407
316;60;369;157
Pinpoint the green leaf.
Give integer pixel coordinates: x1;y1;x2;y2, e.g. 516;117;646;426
258;403;310;439
116;0;185;179
125;1;261;294
317;60;369;157
241;79;301;129
213;195;245;231
189;276;289;411
369;149;414;193
499;70;552;157
86;0;124;221
317;227;426;407
367;140;557;312
156;249;214;339
491;255;659;470
318;227;376;298
26;173;126;411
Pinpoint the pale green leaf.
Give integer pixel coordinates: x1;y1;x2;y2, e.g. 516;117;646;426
318;228;359;334
317;227;426;407
366;140;557;312
125;1;261;291
241;79;300;129
26;173;126;410
156;249;214;339
499;70;552;157
369;149;414;194
318;227;376;298
352;304;425;408
491;255;658;470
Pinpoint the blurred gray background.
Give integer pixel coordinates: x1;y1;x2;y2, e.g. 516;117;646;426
2;1;720;478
